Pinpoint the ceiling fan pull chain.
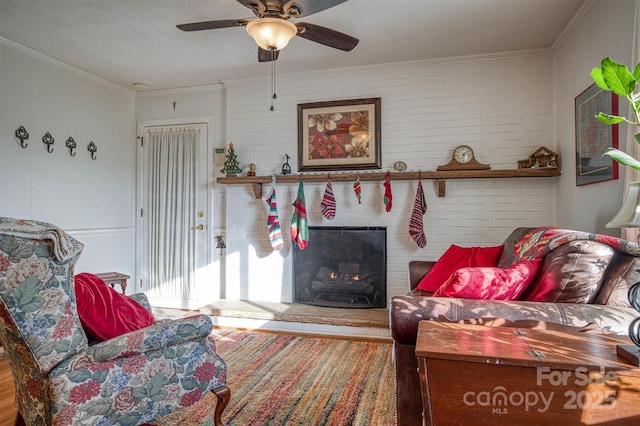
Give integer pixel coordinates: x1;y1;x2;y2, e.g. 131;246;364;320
270;51;277;112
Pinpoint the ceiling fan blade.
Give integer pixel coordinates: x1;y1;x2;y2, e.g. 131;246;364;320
258;48;280;62
235;0;349;18
295;22;358;51
176;19;250;32
282;0;350;18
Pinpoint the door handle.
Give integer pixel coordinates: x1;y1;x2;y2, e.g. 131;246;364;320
190;224;205;231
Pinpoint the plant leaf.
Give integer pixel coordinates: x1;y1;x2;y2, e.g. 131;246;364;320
600;57;636;96
590;67;608;91
633;62;640;81
635;133;640;144
603;148;640;170
596;112;625;125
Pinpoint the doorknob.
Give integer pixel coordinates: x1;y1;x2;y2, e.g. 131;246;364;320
190;224;204;231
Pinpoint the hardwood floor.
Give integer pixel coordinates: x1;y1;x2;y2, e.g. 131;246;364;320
0;357;17;426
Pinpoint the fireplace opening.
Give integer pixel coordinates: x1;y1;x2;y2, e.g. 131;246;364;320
292;226;386;308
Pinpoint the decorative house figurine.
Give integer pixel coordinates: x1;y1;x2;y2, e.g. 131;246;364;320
518;146;559;169
221;143;243;176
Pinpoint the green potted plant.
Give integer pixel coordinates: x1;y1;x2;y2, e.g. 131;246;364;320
592;58;640;363
591;57;640;167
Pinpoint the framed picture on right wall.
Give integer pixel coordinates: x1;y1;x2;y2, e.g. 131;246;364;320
575;83;619;186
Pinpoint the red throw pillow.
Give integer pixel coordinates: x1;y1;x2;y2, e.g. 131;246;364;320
432;258;543;300
74;272;155;341
415;244;505;292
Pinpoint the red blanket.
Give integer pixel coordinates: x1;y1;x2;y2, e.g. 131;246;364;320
513;226;640;263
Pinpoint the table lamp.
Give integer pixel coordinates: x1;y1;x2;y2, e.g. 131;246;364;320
606;182;640;243
606;181;640;364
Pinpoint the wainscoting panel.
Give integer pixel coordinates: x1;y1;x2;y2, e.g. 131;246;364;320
69;227;137;293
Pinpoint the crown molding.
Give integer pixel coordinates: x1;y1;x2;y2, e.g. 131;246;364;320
223;48;552;87
0;36;134;96
552;0;597;51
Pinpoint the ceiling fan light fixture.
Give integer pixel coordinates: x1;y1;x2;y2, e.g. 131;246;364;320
246;18;297;51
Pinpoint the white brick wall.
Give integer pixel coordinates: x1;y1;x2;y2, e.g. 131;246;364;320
223;51;556;304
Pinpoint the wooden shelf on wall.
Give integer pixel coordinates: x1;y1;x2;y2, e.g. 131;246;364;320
216;167;561;198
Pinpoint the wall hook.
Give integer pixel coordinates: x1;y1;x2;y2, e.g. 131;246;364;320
15;126;29;148
42;132;54;153
87;141;97;160
66;137;77;156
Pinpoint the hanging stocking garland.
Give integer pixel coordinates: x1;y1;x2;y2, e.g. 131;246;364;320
409;178;428;248
291;178;309;250
320;178;336;220
353;176;362;204
264;177;283;251
383;171;393;212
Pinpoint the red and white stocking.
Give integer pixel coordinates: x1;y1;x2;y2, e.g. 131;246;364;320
320;179;336;220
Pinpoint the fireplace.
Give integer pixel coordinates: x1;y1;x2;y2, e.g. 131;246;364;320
292;226;386;308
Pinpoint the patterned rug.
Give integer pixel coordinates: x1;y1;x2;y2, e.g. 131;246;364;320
155;330;396;426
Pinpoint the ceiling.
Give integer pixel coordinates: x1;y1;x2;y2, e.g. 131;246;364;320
0;0;585;92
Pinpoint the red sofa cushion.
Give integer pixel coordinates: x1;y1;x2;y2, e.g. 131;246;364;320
75;272;155;341
415;244;504;292
432;258;542;300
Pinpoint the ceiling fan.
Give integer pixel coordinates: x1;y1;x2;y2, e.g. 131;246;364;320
177;0;359;62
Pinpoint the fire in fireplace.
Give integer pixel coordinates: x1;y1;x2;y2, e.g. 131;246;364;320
292;226;386;308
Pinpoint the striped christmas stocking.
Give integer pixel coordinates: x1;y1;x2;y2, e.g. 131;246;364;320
409;179;428;248
353;176;362;204
383;171;392;212
291;179;309;250
264;185;283;251
320;179;336;220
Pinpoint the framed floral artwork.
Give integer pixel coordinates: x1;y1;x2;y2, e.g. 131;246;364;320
297;98;381;171
575;83;618;186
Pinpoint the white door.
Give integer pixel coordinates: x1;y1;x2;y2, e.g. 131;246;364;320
137;120;212;309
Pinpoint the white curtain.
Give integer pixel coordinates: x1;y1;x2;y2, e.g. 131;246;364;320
622;0;640;241
146;127;199;299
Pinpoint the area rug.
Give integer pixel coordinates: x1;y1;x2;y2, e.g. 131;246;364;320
155;330;396;426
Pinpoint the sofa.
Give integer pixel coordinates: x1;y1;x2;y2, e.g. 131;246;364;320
389;227;640;426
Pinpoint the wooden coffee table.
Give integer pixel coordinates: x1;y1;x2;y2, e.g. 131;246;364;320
416;321;640;425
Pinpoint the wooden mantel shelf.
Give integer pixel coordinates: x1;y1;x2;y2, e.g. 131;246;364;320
216;167;561;198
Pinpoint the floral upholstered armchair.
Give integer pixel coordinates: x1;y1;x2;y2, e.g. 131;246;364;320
0;217;230;426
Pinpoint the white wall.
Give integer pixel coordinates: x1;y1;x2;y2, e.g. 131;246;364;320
4;0;635;308
0;40;137;283
223;51;557;303
554;0;636;234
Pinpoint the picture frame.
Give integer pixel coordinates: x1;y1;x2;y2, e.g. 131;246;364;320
297;98;381;171
575;83;618;186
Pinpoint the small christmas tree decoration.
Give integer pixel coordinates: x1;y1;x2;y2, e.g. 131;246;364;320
221;143;243;176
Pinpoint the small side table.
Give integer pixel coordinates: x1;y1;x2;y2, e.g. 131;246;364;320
416;321;640;425
95;272;130;294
